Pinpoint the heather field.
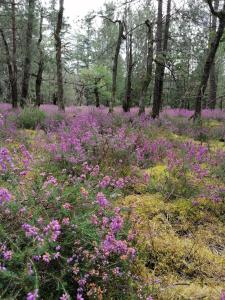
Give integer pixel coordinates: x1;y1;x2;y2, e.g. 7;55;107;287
0;105;225;299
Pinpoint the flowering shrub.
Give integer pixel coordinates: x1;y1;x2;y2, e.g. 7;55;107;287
0;105;224;299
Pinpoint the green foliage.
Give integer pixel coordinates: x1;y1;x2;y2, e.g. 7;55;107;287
80;65;112;106
17;107;46;130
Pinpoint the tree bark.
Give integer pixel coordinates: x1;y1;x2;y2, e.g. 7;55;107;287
94;80;100;108
0;29;17;108
123;32;133;112
151;0;163;118
139;20;154;115
36;10;44;107
109;20;124;113
11;0;18;108
55;0;65;111
21;0;36;107
152;0;171;118
194;18;225;119
159;0;171;110
208;0;219;109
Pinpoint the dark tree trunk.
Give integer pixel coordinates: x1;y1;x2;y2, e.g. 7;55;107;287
21;0;36;107
109;20;124;113
11;0;18;108
194;18;225;119
159;0;171;110
152;0;171;118
0;29;17;108
55;0;65;111
123;33;133;112
151;0;163;118
36;10;44;107
139;20;154;115
94;80;100;108
208;0;219;109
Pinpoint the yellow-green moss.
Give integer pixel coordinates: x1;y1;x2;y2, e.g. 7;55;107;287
120;193;225;298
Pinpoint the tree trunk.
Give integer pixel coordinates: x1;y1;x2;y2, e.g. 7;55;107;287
55;0;65;111
151;0;163;118
152;0;171;118
94;80;100;108
208;0;219;109
139;20;154;115
36;10;44;107
159;0;171;110
194;18;225;119
123;32;133;112
21;0;36;108
0;29;17;108
109;20;124;113
11;0;18;108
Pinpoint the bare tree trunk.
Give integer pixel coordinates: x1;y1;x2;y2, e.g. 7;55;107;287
159;0;171;110
194;18;225;119
11;0;18;108
152;0;171;118
208;0;219;109
36;10;44;107
0;29;17;108
109;20;124;113
55;0;65;111
139;20;154;115
123;32;133;112
21;0;36;108
94;80;100;108
151;0;163;118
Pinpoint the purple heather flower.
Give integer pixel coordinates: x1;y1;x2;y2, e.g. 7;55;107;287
96;192;108;208
26;289;39;300
110;215;124;233
221;292;225;300
3;250;12;261
76;294;84;300
60;293;70;300
0;188;12;205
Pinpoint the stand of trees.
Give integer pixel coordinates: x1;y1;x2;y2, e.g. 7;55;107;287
0;0;225;118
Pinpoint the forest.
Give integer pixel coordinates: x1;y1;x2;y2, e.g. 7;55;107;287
0;0;225;299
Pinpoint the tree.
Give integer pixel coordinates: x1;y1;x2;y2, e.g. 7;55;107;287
208;0;219;109
35;9;44;106
151;0;163;118
55;0;65;111
193;0;225;119
139;20;154;114
152;0;172;118
123;4;133;112
11;0;18;108
21;0;36;107
0;0;18;108
80;65;111;107
109;20;125;113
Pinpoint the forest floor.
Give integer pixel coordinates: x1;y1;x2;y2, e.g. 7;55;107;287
0;105;224;299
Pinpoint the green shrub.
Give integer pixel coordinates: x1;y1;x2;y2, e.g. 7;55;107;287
17;107;46;129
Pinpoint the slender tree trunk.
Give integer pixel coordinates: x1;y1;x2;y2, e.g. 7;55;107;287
11;0;18;108
55;0;65;111
159;0;171;110
194;18;225;119
208;0;219;109
94;80;100;108
152;0;171;118
151;0;163;118
139;20;154;115
109;20;124;113
123;32;133;112
36;10;44;107
0;29;17;108
21;0;36;108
